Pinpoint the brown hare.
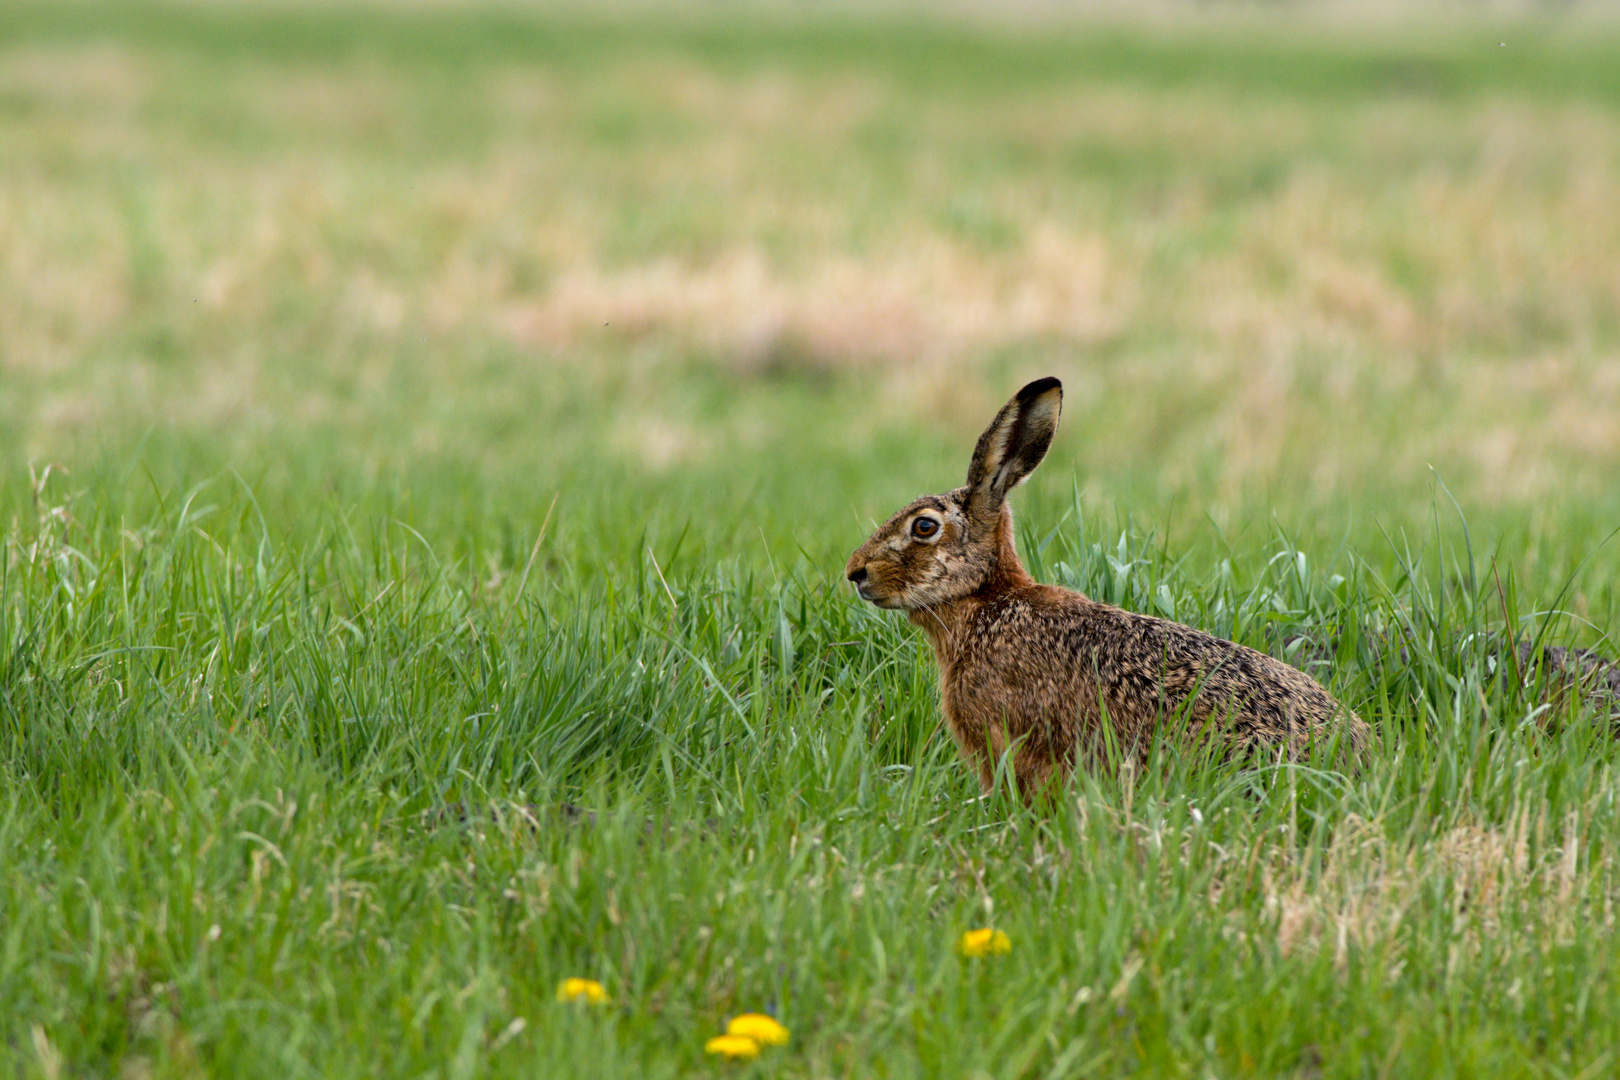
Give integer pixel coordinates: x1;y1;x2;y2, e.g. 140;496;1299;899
845;377;1368;797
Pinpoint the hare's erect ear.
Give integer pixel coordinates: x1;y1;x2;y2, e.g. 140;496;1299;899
965;377;1062;517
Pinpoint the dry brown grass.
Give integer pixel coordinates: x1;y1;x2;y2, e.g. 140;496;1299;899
1089;794;1615;989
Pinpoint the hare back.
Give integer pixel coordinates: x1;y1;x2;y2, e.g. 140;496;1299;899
936;585;1367;775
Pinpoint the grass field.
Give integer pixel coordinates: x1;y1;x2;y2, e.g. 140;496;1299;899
5;2;1620;1076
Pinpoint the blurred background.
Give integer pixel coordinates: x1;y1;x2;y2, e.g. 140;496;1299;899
3;0;1619;591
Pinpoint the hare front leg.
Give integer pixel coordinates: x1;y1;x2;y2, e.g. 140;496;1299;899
943;715;998;796
947;709;1060;802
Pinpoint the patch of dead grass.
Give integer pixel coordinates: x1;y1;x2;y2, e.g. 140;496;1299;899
496;225;1125;373
1260;806;1598;972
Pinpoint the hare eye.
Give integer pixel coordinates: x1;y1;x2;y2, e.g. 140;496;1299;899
911;517;940;540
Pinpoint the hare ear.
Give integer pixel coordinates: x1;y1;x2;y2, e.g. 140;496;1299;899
965;377;1062;518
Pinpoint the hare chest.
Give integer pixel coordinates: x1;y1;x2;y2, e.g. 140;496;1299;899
928;589;1123;792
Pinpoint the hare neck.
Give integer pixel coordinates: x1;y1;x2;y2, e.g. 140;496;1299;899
985;503;1035;594
906;504;1034;657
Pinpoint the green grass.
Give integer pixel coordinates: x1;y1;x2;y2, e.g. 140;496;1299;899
8;469;1620;1078
4;2;1620;1077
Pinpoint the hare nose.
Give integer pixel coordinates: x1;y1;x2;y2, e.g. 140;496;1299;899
847;566;868;584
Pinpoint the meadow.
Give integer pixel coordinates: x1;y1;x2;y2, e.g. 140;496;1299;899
4;2;1620;1076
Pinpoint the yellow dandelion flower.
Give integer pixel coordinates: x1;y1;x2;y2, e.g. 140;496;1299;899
555;977;610;1005
726;1013;789;1046
956;928;1012;957
704;1034;761;1059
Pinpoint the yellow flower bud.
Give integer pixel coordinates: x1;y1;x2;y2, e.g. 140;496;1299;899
705;1034;761;1059
956;928;1012;957
726;1013;789;1046
555;977;610;1005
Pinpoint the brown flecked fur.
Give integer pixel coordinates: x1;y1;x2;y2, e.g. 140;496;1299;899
845;377;1369;799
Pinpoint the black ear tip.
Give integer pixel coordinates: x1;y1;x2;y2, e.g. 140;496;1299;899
1016;376;1062;403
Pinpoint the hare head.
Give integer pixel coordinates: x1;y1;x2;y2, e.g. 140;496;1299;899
845;377;1062;611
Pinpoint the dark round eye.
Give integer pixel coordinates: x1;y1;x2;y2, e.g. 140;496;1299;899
911;517;940;539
